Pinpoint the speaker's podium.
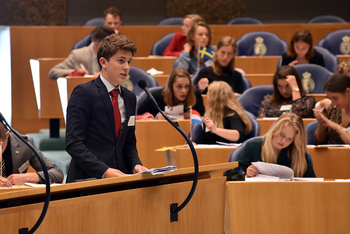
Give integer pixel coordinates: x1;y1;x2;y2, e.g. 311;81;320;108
0;162;236;233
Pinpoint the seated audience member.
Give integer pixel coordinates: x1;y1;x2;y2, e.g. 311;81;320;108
194;81;252;144
313;73;350;144
281;29;325;67
194;36;244;94
0;124;64;187
163;14;204;57
177;21;215;74
315;59;350;110
137;67;205;119
103;6;123;34
257;65;315;118
239;113;316;178
49;26;115;80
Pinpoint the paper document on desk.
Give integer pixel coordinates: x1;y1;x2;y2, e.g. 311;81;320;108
165;104;184;119
139;166;177;175
252;162;294;179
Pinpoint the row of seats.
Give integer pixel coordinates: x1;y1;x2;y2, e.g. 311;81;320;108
82;15;347;26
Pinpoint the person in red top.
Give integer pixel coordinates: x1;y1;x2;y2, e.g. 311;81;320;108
163;14;204;57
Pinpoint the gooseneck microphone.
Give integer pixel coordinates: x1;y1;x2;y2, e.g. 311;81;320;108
0;112;51;234
138;80;199;222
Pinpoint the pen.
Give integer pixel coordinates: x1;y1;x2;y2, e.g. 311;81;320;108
80;63;87;70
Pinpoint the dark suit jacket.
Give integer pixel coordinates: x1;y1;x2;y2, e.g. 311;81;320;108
9;132;64;183
65;76;142;183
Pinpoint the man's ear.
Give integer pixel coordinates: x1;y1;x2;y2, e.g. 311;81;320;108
346;87;350;95
99;57;107;68
5;131;10;139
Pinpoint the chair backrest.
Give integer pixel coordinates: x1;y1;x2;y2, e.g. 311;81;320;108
242;76;252;92
82;17;104;26
157;17;183;25
293;64;333;94
308;15;346;23
227;17;263;25
237;85;274;116
150;33;176;56
125;66;159;97
72;35;91;50
313;46;339;73
236;31;288;56
228;136;263;162
244;111;260;141
136;86;164;114
305;120;319;145
317;29;350;55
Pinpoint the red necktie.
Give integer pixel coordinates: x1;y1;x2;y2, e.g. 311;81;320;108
110;89;121;140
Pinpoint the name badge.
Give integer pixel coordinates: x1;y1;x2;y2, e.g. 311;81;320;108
280;104;292;111
19;160;30;174
128;115;135;126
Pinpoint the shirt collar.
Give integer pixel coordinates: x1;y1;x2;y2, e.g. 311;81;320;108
100;75;122;94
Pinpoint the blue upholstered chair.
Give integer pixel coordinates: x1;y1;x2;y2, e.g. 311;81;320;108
82;17;104;26
236;31;288;56
72;35;91;50
157;17;183;25
305;120;319;145
228;136;262;162
308;15;346;23
242;76;252;92
317;29;350;55
293;64;333;94
190;110;260;143
276;46;339;73
227;17;263;25
136;86;163;114
150;33;176;56
237;85;274;116
126;66;159;97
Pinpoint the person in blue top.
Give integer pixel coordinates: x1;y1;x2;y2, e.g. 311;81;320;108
177;21;215;74
239;113;316;178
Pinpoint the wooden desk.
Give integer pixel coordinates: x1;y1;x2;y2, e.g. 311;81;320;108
258;118;316;135
225;181;350;234
244;73;273;86
337;55;350;63
132;56;176;75
0;163;234;234
236;56;280;74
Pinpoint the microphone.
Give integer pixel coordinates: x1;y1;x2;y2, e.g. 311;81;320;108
137;80;159;108
137;80;199;222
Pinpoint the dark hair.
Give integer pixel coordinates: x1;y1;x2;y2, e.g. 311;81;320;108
91;26;115;42
287;29;314;61
270;65;305;106
0;124;6;140
103;6;122;20
162;67;196;108
324;73;350;93
212;36;237;76
97;34;137;64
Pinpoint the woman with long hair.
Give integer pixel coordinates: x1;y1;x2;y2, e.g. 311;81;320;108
194;36;244;94
177;21;215;74
281;29;325;67
257;65;315;118
137;67;204;119
163;14;204;57
313;73;350;144
194;81;252;144
239;113;316;177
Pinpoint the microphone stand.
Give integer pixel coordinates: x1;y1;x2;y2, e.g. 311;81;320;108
146;95;199;222
0;113;51;234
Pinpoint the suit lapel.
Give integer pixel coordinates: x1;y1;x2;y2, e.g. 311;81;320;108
95;77;117;139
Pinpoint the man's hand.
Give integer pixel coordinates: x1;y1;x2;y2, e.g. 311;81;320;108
133;164;148;174
7;173;40;185
103;168;127;178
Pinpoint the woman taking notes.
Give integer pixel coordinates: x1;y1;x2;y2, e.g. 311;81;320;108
194;81;251;144
137;67;204;119
239;113;316;178
194;36;244;94
313;73;350;144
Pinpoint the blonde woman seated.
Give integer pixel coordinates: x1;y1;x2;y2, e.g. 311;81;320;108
239;113;316;177
257;65;315;118
194;81;252;144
